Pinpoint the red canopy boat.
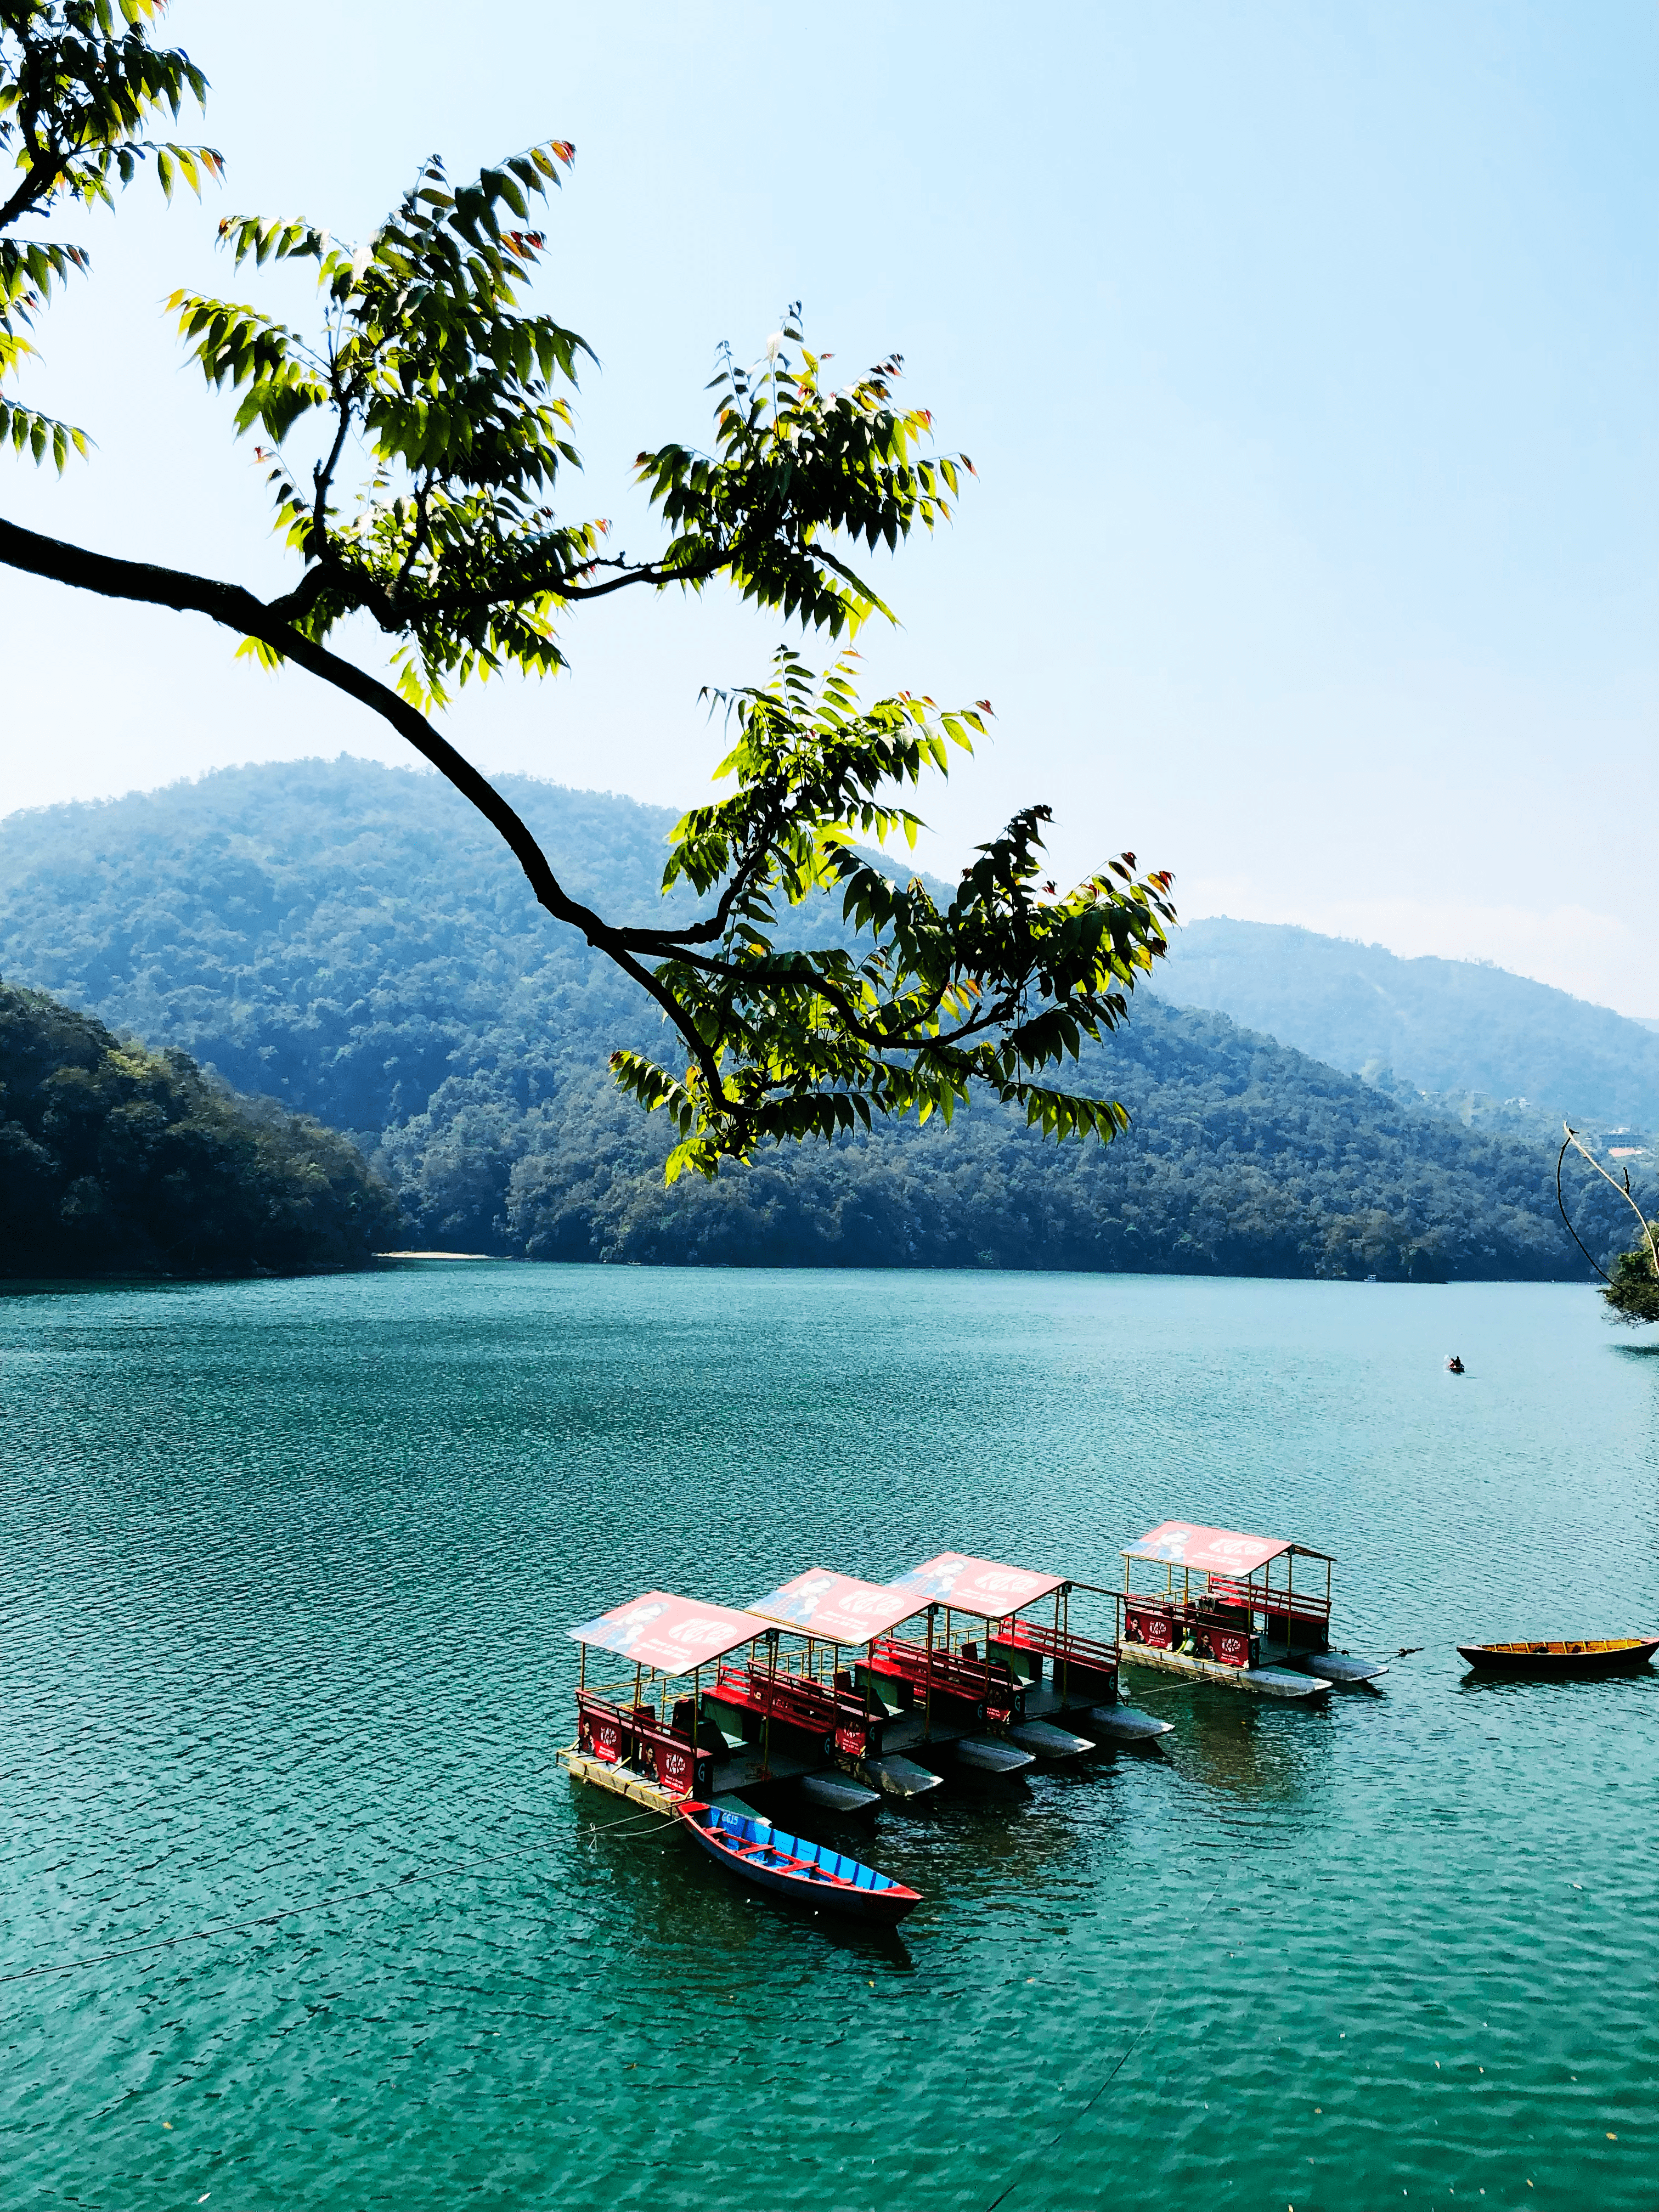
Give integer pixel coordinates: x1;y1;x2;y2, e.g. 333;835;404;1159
563;1590;768;1805
1120;1520;1387;1692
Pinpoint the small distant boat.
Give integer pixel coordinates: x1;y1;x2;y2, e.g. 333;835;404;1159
678;1802;922;1925
1457;1637;1659;1678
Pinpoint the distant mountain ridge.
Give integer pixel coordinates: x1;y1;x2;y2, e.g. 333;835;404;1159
0;757;1644;1279
1157;918;1659;1128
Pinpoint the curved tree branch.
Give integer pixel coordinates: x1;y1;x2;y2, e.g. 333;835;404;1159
1556;1136;1613;1282
1559;1121;1659;1284
0;509;741;1118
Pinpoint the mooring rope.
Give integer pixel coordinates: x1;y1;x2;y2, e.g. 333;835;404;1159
983;1859;1229;2211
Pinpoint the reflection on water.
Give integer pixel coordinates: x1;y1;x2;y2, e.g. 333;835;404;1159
1153;1675;1338;1805
0;1268;1655;2210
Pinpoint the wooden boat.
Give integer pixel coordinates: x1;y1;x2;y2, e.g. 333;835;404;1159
678;1802;922;1925
1457;1637;1659;1678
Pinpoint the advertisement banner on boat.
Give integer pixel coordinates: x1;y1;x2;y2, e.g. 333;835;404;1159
889;1554;1065;1615
1126;1605;1175;1648
747;1570;925;1646
1123;1522;1289;1577
568;1592;763;1672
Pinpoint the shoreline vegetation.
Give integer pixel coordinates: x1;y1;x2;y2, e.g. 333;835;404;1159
0;982;400;1280
2;759;1652;1289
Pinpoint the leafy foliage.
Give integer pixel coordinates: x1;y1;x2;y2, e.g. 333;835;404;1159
636;329;967;636
0;0;217;466
167;144;596;708
0;976;403;1277
1;8;1173;1178
612;650;1175;1180
1601;1239;1659;1326
2;757;1643;1283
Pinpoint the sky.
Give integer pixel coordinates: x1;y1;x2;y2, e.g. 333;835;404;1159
2;0;1654;1012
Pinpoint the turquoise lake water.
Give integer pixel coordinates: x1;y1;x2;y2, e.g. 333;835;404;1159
1;1265;1654;2210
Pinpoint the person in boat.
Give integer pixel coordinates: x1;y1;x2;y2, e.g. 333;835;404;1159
1446;1355;1465;1375
1176;1621;1198;1657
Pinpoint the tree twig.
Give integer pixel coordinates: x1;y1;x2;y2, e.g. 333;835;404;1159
1557;1121;1659;1283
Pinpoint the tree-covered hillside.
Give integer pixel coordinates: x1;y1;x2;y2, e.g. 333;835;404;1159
0;981;402;1278
0;758;1644;1279
1158;918;1659;1128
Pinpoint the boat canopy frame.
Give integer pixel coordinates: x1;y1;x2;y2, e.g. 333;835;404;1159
876;1554;1122;1735
1120;1522;1335;1654
566;1590;766;1799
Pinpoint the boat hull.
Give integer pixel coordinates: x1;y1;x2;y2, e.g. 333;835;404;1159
1457;1638;1658;1679
797;1772;882;1818
1300;1651;1389;1686
857;1753;945;1803
950;1736;1035;1778
678;1803;921;1925
1088;1702;1174;1743
1121;1638;1331;1699
1006;1720;1094;1762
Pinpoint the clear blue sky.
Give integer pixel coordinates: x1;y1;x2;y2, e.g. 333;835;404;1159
3;1;1654;1010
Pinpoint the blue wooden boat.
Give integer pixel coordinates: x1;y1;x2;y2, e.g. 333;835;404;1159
677;1802;921;1925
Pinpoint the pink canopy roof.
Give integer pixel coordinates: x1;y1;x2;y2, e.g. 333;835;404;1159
568;1591;764;1673
746;1570;926;1646
888;1553;1065;1616
1122;1521;1290;1577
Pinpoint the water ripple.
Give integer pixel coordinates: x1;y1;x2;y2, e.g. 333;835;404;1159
0;1269;1653;2208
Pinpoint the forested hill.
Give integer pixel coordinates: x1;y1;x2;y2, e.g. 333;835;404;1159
0;981;401;1278
0;757;1644;1279
1158;918;1659;1128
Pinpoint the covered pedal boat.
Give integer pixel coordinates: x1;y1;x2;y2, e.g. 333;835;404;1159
742;1567;950;1801
867;1551;1164;1758
564;1590;772;1805
1119;1521;1386;1694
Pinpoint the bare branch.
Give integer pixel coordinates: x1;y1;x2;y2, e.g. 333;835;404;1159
1560;1121;1659;1283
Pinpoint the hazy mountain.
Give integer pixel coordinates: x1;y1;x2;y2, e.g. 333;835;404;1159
0;757;1643;1279
1158;918;1659;1128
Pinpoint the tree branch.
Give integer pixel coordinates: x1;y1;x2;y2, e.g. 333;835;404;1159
0;509;740;1118
0;160;57;232
1560;1122;1659;1283
309;397;352;551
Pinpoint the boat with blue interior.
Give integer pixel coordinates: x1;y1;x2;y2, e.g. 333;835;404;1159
677;1802;922;1925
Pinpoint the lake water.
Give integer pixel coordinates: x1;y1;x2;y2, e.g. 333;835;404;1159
1;1266;1654;2210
